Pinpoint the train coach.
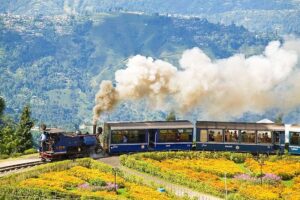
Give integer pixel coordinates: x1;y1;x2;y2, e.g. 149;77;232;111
287;124;300;154
104;121;193;154
195;121;285;154
101;120;300;155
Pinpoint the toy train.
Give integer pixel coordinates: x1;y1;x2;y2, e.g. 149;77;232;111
39;128;102;161
39;120;300;160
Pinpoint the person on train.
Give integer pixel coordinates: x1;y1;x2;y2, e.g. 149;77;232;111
215;132;222;142
122;135;128;143
209;132;214;141
176;133;181;142
40;124;47;152
233;131;238;142
263;132;270;143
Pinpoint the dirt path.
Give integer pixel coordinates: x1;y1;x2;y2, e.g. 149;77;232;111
98;156;223;200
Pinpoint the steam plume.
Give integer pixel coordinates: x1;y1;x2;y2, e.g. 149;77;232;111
93;39;300;122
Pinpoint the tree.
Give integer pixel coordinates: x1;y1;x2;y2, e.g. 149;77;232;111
0;96;5;117
166;110;176;121
14;105;34;153
275;113;283;124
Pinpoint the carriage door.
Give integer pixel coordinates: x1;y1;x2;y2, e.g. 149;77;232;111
148;129;157;149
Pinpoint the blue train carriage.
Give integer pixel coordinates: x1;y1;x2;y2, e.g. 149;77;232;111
287;124;300;154
195;121;285;154
106;120;193;154
40;128;98;161
106;121;149;154
150;121;193;151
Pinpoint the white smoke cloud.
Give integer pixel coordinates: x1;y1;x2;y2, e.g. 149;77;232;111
93;39;299;122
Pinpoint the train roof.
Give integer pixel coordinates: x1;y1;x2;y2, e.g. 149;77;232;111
106;120;193;130
45;128;66;134
286;124;300;132
196;121;285;131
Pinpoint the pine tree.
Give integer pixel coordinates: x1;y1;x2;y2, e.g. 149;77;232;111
166;110;176;121
275;113;283;124
15;105;34;153
0;96;5;117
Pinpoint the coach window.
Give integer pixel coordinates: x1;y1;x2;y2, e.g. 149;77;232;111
290;132;300;146
111;130;146;144
224;130;239;143
159;129;177;142
177;129;193;142
159;129;192;142
240;130;256;143
273;131;281;144
200;130;208;142
111;131;123;144
208;129;223;142
257;131;272;144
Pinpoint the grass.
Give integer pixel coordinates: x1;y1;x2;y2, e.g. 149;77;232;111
237;163;251;174
282;179;294;187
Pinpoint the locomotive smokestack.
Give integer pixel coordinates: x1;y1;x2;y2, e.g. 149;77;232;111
93;124;97;135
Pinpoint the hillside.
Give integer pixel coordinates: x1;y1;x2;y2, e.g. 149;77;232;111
0;12;275;129
1;0;300;35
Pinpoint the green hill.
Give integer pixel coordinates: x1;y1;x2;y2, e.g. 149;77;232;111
0;13;275;129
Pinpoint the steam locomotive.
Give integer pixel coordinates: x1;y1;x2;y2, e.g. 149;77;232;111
39;128;102;161
39;120;300;161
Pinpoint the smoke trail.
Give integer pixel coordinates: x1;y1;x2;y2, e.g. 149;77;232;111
93;80;118;124
93;39;299;122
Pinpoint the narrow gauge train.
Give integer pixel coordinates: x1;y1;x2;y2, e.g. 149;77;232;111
103;121;300;155
39;120;300;160
39;128;100;161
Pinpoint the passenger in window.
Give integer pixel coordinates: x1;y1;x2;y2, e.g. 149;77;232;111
216;132;222;142
233;131;238;142
176;133;181;142
225;130;229;142
122;135;128;143
209;132;214;141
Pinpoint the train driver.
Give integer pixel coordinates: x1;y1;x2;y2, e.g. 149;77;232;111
40;124;47;152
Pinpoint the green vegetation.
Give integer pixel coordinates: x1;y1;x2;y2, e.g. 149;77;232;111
120;152;300;199
0;97;35;156
0;13;274;129
0;158;177;200
165;110;176;121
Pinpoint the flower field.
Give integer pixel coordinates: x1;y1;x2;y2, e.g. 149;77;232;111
0;158;174;200
120;152;300;200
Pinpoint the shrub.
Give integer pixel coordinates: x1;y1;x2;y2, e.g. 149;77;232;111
89;178;107;186
24;148;37;155
10;153;22;157
262;174;281;185
0;154;9;159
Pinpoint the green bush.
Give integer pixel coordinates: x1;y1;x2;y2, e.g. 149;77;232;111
10;153;22;157
24;148;37;155
89;178;107;186
0;186;80;200
0;154;9;159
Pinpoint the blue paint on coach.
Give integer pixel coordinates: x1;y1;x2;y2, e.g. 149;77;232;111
153;143;192;151
109;144;148;153
196;142;283;154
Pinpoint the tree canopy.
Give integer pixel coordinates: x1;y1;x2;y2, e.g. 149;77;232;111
0;96;5;117
0;102;34;155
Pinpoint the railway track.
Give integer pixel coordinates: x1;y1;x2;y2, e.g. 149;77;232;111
0;161;44;174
